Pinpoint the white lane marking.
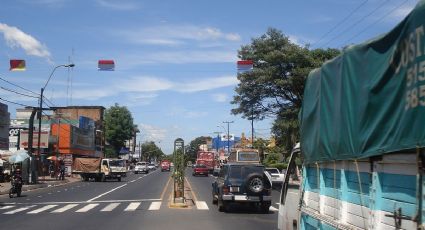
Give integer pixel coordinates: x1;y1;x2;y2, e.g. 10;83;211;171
0;206;14;210
195;201;209;210
27;205;58;214
37;196;42;198
4;205;36;214
124;202;141;211
100;203;120;212
86;184;127;202
130;179;137;183
51;204;78;213
269;206;279;212
48;193;52;195
148;202;161;210
75;203;99;213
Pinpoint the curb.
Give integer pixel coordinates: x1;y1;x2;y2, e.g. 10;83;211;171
0;179;77;195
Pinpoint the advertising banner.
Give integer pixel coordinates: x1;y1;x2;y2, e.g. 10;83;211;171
19;131;49;149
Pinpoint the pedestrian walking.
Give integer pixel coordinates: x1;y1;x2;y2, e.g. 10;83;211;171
59;160;65;180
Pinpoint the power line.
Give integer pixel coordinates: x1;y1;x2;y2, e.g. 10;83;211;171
312;0;369;48
0;86;39;98
0;97;33;107
343;0;410;45
0;76;39;96
321;0;390;48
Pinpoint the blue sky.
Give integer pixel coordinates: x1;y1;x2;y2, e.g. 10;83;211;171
0;0;419;154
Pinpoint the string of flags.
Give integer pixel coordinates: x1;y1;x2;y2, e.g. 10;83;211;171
237;60;253;73
6;59;116;71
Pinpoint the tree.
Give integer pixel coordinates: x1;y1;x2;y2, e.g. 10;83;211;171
231;28;340;153
141;141;164;161
104;103;135;157
185;136;212;162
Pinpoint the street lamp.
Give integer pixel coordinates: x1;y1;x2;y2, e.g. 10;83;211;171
35;64;74;182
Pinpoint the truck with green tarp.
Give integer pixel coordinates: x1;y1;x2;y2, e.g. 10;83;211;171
279;1;425;229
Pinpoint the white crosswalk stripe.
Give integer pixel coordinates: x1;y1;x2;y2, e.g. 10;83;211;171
100;203;120;212
148;202;161;210
124;202;141;211
0;206;15;210
51;204;78;213
75;203;99;213
4;205;36;214
28;205;58;214
195;201;209;210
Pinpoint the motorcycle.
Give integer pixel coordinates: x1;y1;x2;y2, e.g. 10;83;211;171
9;175;22;198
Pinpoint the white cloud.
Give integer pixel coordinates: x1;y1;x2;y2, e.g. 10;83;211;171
118;25;241;46
184;111;208;118
176;76;238;93
0;23;51;60
95;0;140;10
146;50;237;64
139;123;167;142
36;75;238;102
117;76;174;92
211;93;228;102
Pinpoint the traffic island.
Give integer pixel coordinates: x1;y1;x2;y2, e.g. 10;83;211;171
168;177;196;209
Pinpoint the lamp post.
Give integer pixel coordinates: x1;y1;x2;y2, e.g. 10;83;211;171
35;64;74;183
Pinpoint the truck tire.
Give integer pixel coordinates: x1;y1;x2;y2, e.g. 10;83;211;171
101;174;106;182
260;201;271;213
218;200;229;212
117;177;121;182
245;173;264;195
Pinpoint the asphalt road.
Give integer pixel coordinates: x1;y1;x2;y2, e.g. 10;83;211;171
0;168;281;230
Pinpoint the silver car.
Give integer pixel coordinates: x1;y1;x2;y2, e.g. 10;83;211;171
135;162;149;174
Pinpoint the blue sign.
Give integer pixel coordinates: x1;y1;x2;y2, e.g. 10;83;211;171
212;136;240;150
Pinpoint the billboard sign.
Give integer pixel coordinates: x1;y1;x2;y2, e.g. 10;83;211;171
20;131;49;149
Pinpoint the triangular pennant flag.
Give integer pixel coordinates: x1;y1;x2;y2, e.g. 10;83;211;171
10;60;26;71
98;60;115;71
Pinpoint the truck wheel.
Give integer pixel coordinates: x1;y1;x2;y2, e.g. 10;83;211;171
117;177;121;182
218;200;229;212
135;171;138;174
101;174;106;182
260;201;271;213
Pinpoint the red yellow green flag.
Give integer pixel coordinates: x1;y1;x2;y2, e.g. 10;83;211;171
10;60;26;71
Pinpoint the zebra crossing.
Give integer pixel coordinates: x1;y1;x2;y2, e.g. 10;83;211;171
0;200;212;215
0;201;159;215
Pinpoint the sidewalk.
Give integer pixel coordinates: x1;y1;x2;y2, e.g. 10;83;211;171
0;176;80;195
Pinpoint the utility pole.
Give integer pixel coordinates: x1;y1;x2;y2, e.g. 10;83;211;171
251;106;254;148
223;121;234;154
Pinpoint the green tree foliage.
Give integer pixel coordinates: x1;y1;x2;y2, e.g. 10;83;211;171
185;136;212;162
231;28;340;153
141;141;164;161
104;103;135;157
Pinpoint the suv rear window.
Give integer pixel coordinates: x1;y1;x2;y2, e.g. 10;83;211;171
229;165;264;179
195;164;206;168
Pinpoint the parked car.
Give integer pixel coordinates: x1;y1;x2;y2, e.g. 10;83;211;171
212;163;272;213
148;163;156;171
265;168;285;187
134;162;149;174
192;164;209;176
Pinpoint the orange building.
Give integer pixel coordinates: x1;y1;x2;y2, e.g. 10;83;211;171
51;123;96;157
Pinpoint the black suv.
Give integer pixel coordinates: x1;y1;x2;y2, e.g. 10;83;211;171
211;163;272;213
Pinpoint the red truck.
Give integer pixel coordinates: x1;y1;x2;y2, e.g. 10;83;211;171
196;151;215;173
160;160;170;172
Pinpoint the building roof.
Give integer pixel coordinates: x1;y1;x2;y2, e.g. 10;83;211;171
51;106;105;110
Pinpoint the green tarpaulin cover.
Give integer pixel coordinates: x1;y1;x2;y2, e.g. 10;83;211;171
300;0;425;163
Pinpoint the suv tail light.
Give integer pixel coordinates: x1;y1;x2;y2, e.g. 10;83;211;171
222;186;230;195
